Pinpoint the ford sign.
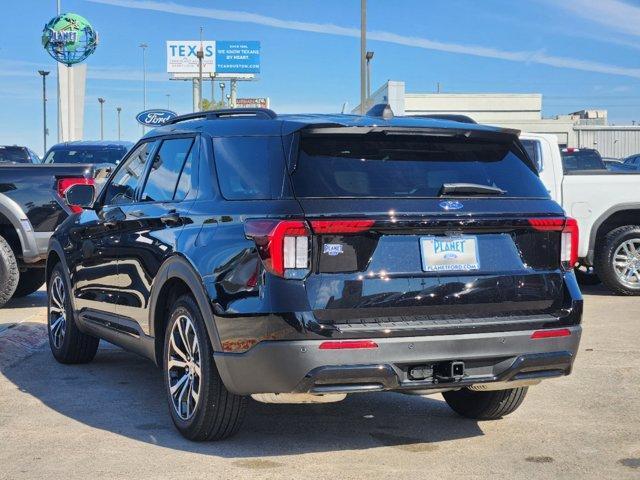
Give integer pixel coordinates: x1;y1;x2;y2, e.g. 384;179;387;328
136;109;178;127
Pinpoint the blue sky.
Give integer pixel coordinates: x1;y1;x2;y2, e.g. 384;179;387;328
2;0;640;155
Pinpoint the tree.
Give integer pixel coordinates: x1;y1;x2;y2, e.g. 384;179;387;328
200;98;225;111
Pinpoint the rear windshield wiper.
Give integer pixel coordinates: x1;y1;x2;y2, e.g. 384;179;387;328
438;183;506;196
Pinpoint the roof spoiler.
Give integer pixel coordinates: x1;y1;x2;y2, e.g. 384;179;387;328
409;114;477;124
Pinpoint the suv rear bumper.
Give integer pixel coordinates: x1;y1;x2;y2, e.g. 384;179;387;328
214;326;581;395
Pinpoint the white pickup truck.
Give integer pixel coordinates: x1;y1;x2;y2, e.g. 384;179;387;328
520;133;640;295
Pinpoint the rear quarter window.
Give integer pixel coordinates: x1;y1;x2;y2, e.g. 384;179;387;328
212;136;285;200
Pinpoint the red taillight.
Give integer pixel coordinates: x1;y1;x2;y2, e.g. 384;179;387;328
528;217;579;269
310;219;375;234
57;177;95;214
531;328;571;339
528;218;565;231
244;219;310;277
319;340;378;350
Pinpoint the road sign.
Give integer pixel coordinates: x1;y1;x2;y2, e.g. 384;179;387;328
166;40;215;73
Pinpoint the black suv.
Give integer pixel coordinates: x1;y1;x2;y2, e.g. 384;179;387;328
47;107;582;441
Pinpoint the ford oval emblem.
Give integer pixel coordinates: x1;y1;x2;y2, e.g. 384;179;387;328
135;109;177;127
439;200;464;211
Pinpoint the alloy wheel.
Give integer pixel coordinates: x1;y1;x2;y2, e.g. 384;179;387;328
613;238;640;288
49;275;67;349
167;314;201;420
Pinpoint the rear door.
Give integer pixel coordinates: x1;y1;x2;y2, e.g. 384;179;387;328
290;129;571;334
115;135;199;333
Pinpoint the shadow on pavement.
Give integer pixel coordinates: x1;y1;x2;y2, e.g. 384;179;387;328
2;346;485;457
3;290;47;309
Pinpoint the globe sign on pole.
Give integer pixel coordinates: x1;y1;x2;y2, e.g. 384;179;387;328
42;13;98;66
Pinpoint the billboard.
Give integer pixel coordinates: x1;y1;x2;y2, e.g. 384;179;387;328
166;40;260;75
215;41;260;74
166;40;215;73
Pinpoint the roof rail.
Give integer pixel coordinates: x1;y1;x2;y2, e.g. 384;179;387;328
409;114;477;124
366;103;394;120
165;108;277;125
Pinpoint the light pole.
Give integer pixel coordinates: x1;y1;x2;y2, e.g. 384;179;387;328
98;97;105;140
38;70;50;155
197;27;204;111
166;94;171;109
360;0;367;114
116;107;122;140
139;43;148;132
365;51;374;106
211;77;215;107
219;82;226;106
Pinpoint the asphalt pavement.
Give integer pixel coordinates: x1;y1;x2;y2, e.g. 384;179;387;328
0;285;638;480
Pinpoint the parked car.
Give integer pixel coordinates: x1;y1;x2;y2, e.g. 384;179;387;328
622;153;640;170
0;163;102;307
47;107;582;441
521;134;640;294
602;157;634;172
0;145;41;164
43;140;132;165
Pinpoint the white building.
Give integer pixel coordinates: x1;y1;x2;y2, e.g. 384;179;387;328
356;81;640;158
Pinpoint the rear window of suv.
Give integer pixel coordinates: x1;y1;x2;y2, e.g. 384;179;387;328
0;146;30;163
291;133;548;198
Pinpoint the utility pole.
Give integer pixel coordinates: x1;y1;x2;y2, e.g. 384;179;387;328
365;51;374;107
116;107;121;140
139;43;148;133
197;27;204;111
360;0;367;114
230;80;237;108
38;70;50;154
98;97;105;140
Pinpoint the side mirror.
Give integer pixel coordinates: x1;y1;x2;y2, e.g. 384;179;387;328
65;183;96;210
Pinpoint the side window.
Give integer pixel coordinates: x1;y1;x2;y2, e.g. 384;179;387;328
104;141;156;205
213;137;276;200
521;139;542;172
174;138;198;201
141;137;194;202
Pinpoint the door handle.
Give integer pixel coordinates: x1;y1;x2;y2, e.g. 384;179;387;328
160;211;181;226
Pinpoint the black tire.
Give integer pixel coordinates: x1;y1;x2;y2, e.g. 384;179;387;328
0;235;19;308
574;265;601;286
13;268;46;298
47;263;99;364
443;387;528;420
594;225;640;296
163;294;247;441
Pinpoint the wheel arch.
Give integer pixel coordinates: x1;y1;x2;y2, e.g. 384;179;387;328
588;204;640;264
149;254;222;366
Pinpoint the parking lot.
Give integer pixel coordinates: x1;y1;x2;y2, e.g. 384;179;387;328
0;285;637;480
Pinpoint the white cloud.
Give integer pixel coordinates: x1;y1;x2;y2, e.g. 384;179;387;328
546;0;640;38
86;0;640;79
